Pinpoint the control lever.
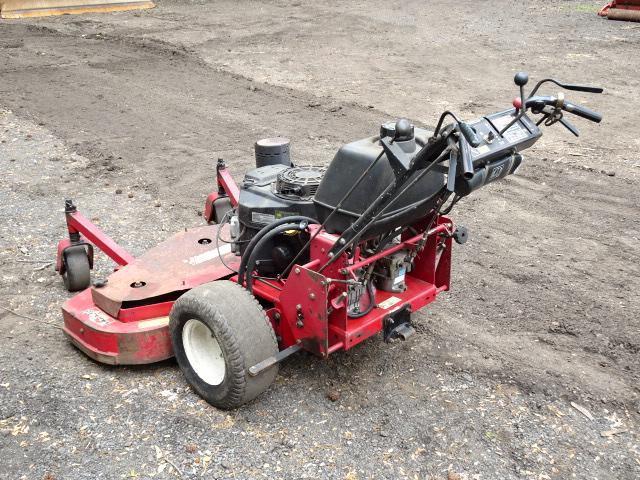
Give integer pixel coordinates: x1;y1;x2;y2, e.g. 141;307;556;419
449;133;474;180
558;83;603;94
458;122;482;148
446;149;458;192
559;117;580;137
500;72;529;135
528;78;604;97
514;71;529;113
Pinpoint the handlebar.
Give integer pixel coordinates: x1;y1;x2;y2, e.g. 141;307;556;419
525;95;602;123
430;72;602;194
563;101;602;123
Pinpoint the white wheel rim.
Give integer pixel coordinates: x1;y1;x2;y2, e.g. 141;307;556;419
182;319;226;386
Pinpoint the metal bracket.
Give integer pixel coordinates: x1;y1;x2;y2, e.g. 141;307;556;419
383;307;415;343
380;137;412;174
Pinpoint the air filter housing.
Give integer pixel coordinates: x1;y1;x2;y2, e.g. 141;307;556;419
255;138;291;168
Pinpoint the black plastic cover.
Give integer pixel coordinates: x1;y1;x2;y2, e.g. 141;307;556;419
313;127;445;236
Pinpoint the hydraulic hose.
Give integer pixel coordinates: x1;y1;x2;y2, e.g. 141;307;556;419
237;216;318;285
244;222;309;293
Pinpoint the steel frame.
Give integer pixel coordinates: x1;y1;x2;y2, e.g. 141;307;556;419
56;199;135;275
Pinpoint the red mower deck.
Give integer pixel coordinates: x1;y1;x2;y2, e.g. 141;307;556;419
60;222;239;364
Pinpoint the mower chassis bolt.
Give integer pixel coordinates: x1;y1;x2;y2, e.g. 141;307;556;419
294;268;300;274
274;312;281;321
295;304;302;311
309;293;316;300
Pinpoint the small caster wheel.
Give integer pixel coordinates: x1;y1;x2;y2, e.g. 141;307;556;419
453;226;469;245
62;245;91;292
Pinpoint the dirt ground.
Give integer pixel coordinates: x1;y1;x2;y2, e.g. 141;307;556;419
1;0;639;478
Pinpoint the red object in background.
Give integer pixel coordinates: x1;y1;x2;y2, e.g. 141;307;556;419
599;1;640;21
58;162;456;365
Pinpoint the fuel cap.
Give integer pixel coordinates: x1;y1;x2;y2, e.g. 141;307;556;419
379;119;414;141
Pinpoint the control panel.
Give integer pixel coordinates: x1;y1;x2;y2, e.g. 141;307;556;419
467;109;542;164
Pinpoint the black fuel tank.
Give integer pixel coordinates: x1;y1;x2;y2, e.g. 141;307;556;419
313;124;445;237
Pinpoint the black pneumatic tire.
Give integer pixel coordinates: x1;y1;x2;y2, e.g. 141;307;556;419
62;245;91;292
169;280;279;409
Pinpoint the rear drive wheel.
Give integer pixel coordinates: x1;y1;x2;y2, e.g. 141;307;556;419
169;280;279;409
62;245;91;292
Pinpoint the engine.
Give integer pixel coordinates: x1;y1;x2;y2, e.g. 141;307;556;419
224;123;446;283
234;164;325;239
225;139;326;277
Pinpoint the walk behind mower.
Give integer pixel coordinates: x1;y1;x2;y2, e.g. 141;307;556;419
56;73;602;408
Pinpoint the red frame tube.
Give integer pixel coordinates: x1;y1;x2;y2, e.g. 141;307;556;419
346;223;452;272
203;160;239;223
66;210;135;266
217;165;239;207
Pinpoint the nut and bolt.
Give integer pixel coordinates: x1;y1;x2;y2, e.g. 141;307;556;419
294;267;301;274
309;293;316;300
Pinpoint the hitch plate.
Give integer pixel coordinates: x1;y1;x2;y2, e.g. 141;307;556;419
383;307;415;342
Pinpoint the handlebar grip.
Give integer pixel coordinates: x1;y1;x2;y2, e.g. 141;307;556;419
458;122;482;147
563;102;602;123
